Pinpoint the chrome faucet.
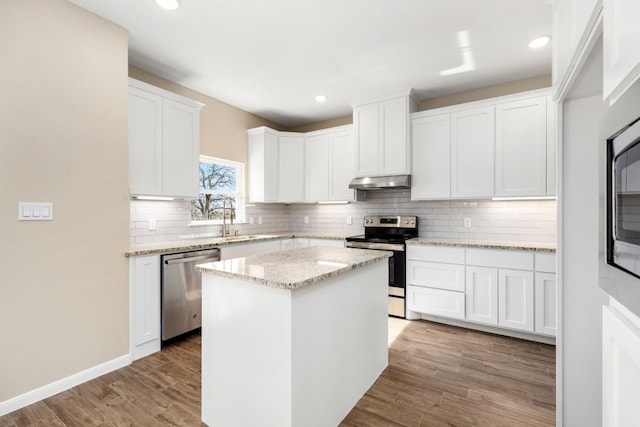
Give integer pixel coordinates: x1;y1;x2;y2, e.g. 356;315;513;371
221;199;235;238
222;199;228;238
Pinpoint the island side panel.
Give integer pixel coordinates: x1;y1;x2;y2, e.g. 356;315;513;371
201;275;293;427
291;260;389;427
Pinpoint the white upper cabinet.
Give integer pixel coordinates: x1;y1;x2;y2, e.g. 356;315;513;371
411;113;451;199
305;126;355;202
278;135;305;203
494;96;548;197
305;134;330;202
353;94;417;177
328;129;355;201
451;106;495;199
247;127;279;203
603;0;640;103
552;0;602;99
411;89;554;200
128;78;203;198
248;125;354;203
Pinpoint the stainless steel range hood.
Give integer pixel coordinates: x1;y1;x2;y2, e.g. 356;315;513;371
348;174;411;190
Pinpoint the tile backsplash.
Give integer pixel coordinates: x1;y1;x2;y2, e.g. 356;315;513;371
130;190;556;246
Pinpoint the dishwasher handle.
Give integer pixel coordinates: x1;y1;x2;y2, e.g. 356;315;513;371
162;249;220;265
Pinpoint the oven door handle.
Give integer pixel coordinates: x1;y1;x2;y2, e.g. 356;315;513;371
345;241;405;251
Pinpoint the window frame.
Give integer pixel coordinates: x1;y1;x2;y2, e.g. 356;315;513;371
190;155;245;226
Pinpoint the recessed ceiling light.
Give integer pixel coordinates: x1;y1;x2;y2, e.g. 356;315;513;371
528;36;550;49
155;0;181;11
315;95;328;103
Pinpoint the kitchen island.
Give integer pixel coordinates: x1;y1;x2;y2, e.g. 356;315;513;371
196;246;391;427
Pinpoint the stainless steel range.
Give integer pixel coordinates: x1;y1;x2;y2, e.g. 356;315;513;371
345;215;418;318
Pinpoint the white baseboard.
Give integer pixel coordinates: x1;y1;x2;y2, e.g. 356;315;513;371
0;353;131;417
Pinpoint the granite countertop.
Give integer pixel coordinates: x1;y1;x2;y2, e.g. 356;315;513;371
406;237;556;253
195;246;392;290
125;232;354;257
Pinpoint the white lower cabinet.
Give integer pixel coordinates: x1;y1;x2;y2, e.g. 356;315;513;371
498;269;535;332
465;266;498;326
535;272;557;335
407;285;465;320
406;246;466;320
130;255;161;360
407;244;556;340
220;240;282;260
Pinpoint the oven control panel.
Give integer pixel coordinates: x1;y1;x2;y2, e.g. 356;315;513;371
363;215;417;228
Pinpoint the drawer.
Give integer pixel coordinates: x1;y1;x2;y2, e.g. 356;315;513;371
466;248;533;270
535;252;556;273
407;285;465;320
407;260;465;291
407;245;465;264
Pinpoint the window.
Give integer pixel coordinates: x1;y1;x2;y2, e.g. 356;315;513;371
191;156;245;223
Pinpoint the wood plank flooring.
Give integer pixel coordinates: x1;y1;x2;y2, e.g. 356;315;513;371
0;318;555;426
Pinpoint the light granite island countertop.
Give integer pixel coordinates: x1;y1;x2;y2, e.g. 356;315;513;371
196;245;392;289
197;246;391;427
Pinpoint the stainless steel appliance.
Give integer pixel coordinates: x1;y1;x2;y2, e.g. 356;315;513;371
607;116;640;278
161;248;220;341
345;215;418;318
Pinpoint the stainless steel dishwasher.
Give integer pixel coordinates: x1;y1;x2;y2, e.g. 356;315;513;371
161;248;220;341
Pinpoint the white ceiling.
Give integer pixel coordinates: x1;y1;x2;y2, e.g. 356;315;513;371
68;0;552;128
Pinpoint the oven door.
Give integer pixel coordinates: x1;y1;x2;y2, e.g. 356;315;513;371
388;250;406;318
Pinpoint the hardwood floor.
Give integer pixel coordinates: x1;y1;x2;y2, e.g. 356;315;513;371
0;319;555;426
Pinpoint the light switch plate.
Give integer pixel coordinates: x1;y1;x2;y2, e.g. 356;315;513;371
19;202;53;221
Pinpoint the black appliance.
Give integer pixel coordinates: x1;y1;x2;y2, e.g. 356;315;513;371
345;215;418;318
607;116;640;278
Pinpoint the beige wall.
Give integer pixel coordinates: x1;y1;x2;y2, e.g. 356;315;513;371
129;67;280;164
418;74;552;110
284;75;551;134
0;0;129;403
287;115;353;133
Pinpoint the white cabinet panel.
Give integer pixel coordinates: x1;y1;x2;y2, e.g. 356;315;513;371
278;136;305;203
407;260;465;292
353;95;414;177
220;240;282;260
280;239;294;251
305;134;330;202
128;87;163;196
466;266;498;325
407;245;465;264
535;272;557;336
535;252;557;273
603;303;640;427
130;255;161;360
128;79;201;198
247;127;279;203
494;97;548;197
466;248;534;270
353;103;380;176
603;0;640;103
498;269;535;332
407;285;465;320
161;99;200;198
552;0;602;98
328;130;355;201
410;113;451;199
451;106;495;198
380;96;410;174
307;238;344;248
